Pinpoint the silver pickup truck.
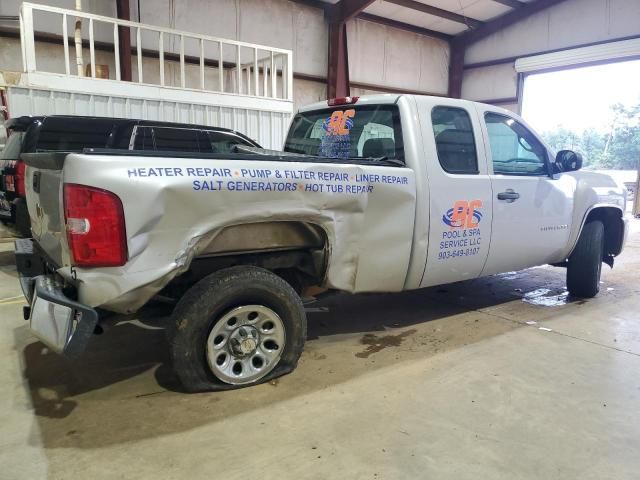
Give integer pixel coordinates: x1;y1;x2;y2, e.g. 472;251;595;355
16;95;629;392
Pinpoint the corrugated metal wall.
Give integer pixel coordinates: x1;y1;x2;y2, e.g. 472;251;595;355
6;85;290;149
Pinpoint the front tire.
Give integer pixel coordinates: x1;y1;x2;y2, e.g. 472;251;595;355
567;220;604;298
168;266;306;392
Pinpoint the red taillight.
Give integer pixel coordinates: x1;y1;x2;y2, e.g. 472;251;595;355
15;161;26;197
4;160;16;192
328;96;359;106
63;184;127;267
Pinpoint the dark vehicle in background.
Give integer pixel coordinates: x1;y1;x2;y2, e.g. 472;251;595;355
0;116;261;235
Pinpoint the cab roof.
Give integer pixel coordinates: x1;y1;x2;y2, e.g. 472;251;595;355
297;94;402;113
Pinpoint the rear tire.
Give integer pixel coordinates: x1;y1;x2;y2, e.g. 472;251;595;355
168;266;306;392
566;220;604;298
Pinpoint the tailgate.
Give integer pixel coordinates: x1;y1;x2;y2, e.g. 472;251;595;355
22;153;68;266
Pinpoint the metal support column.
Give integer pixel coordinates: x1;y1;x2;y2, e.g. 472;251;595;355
115;0;132;81
448;39;465;98
327;20;350;99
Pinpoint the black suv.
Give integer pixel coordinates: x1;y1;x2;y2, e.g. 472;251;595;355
0;116;260;235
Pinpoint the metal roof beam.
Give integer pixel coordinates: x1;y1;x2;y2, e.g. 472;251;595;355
458;0;570;46
384;0;482;28
491;0;525;8
334;0;378;23
357;12;452;41
288;1;452;41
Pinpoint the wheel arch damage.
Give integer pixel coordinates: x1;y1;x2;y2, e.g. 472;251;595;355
61;155;417;313
103;220;332;313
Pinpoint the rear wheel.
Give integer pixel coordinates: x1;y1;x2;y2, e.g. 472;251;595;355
168;266;306;392
566;220;604;298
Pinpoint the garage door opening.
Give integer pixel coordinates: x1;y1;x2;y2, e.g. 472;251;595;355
521;59;640;198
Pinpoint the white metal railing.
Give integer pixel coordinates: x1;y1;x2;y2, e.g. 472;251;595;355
18;2;293;101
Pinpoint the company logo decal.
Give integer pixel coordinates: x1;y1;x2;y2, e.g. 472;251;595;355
438;199;483;261
323;109;355;136
442;200;483;228
319;109;356;159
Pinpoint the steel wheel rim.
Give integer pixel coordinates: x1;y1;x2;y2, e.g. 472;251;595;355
206;305;286;385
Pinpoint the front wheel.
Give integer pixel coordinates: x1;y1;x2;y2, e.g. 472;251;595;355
168;266;307;392
566;220;604;298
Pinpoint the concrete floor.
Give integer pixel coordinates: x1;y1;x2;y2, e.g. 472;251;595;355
1;220;639;480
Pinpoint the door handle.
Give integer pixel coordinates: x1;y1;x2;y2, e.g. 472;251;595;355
497;190;520;201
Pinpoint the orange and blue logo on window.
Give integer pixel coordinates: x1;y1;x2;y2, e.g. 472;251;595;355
323;109;355;136
442;200;483;228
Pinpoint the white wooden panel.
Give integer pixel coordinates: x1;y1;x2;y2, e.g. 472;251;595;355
290;3;328;77
461;63;517;101
347;20;387;87
348;17;449;94
609;0;640;38
467;0;640;64
139;0;237;54
293;79;325;113
384;27;423;90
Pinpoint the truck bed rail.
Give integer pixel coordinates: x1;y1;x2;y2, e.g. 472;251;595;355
22;149;406;169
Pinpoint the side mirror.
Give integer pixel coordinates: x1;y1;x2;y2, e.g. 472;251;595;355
555;150;583;172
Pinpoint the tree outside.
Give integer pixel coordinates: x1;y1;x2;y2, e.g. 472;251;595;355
540;102;640;171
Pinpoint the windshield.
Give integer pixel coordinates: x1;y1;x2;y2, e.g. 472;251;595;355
0;131;25;159
284;104;404;163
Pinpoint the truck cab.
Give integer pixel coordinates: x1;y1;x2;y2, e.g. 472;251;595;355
285;95;628;292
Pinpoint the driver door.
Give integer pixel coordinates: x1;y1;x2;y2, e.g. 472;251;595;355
477;106;576;276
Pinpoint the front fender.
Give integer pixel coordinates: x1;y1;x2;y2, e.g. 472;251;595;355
563;171;626;259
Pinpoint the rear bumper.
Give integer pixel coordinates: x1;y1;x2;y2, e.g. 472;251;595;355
15;238;98;356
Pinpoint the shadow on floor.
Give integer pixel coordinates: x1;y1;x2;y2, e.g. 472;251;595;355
18;264;577;449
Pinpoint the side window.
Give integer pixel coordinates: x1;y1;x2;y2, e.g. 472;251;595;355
152;127;200;153
35;119;114;152
484;112;547;176
110;124;135;149
431;106;478;174
204;131;250;153
133;126;154;150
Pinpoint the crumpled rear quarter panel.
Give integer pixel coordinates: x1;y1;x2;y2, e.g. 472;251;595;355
59;154;417;312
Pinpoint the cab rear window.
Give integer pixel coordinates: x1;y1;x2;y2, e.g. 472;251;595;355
35;119;115;152
284;105;404;163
